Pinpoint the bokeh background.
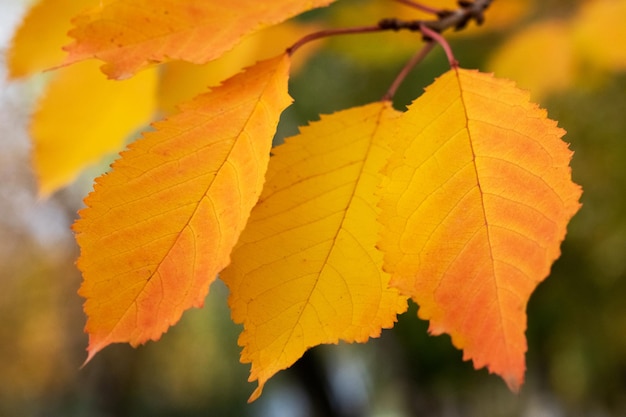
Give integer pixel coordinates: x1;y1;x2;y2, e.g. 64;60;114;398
1;0;625;416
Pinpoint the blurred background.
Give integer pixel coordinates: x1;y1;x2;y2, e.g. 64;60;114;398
1;0;625;416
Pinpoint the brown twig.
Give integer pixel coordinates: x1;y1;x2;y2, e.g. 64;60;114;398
287;0;492;55
424;0;492;32
287;0;493;98
287;25;382;56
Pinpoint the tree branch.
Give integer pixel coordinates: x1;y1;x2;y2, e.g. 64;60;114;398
287;0;493;56
377;0;493;34
287;25;383;55
288;0;493;100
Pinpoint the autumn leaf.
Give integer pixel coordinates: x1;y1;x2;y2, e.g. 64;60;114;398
7;0;96;78
221;102;408;401
75;55;292;362
378;68;582;391
32;61;157;196
63;0;336;79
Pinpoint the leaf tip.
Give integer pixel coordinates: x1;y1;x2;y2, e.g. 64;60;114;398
503;373;523;394
80;340;104;369
247;386;264;403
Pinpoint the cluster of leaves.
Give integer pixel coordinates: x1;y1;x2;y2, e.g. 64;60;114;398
8;0;582;401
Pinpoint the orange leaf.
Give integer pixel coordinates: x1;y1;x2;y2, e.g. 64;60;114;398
379;68;582;391
75;55;292;362
32;61;157;196
7;0;96;78
63;0;335;79
221;102;408;401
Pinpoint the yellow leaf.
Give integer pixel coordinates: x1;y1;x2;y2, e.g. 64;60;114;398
379;68;581;391
63;0;336;79
32;60;157;196
221;102;408;402
158;20;322;114
7;0;96;78
75;55;292;362
486;20;576;100
572;0;626;72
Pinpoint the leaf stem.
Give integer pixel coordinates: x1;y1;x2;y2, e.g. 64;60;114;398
382;41;436;102
419;23;459;68
287;25;383;56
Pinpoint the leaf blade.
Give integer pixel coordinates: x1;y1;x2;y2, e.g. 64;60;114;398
7;0;95;78
63;0;336;79
32;61;157;196
221;102;408;401
75;54;292;361
379;68;582;390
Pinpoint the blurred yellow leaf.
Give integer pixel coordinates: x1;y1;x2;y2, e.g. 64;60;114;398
573;0;626;71
221;102;408;401
7;0;96;78
486;20;576;100
32;61;157;196
487;0;626;99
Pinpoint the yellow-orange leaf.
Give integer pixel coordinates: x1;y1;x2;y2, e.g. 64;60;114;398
7;0;96;78
379;68;581;391
75;55;292;362
32;61;157;196
221;102;408;401
63;0;335;79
